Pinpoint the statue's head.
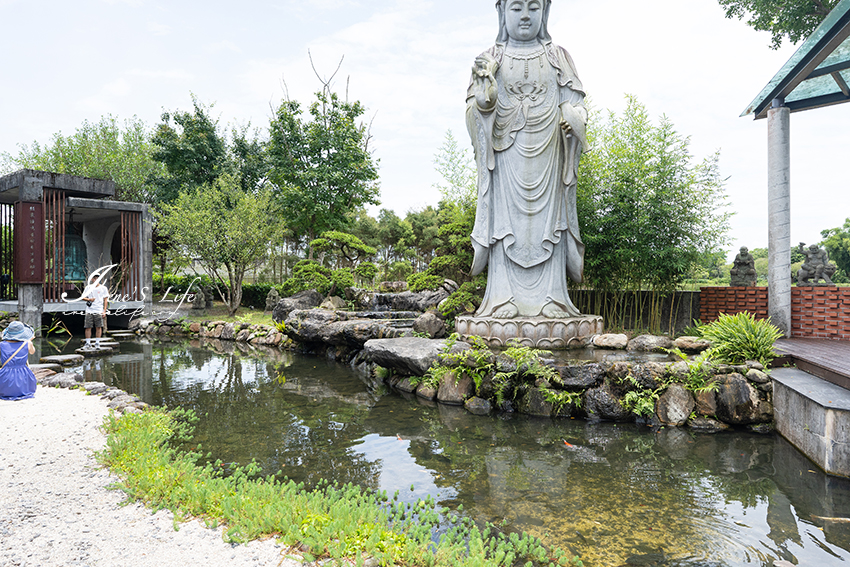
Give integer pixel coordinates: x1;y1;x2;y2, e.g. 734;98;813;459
740;246;748;254
495;0;552;44
809;244;819;252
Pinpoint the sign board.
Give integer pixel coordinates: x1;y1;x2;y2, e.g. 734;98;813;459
14;201;44;284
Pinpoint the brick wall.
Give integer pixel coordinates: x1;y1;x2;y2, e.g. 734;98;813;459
700;286;850;340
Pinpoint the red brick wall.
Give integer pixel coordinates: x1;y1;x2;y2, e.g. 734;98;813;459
700;286;850;340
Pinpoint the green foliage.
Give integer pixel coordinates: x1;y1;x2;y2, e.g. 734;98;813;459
309;230;376;267
407;273;443;292
439;278;486;319
821;217;850;280
622;386;660;417
155;172;282;316
717;0;838;49
268;89;380;248
491;342;560;406
98;409;582;566
281;260;333;296
540;388;583;412
150;96;229;206
330;267;355;293
1;115;166;203
153;273;213;295
700;311;783;367
433;130;477;210
386;261;414;281
577;97;731;295
240;283;280;310
354;262;378;285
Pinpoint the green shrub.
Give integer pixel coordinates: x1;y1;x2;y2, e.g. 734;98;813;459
354;262;378;285
407;273;443;292
241;283;281;309
700;311;782;367
281;260;333;296
386;261;413;281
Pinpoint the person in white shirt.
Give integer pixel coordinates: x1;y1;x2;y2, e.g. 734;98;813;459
81;282;109;349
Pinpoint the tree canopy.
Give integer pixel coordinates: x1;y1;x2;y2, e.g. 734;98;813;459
821;217;850;278
718;0;839;48
0;115;166;203
268;88;380;253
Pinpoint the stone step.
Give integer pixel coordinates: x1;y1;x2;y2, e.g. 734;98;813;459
74;347;114;357
772;367;850;478
40;354;84;366
30;363;63;373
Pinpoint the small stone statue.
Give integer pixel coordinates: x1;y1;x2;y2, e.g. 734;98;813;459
730;246;757;286
191;287;205;310
797;242;837;286
265;288;281;313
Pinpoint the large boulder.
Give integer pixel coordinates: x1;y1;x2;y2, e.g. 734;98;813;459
584;382;631;421
413;312;446;339
517;387;554;417
592;333;628;349
673;336;711;353
655;384;695;426
320;296;347;310
363;337;447;377
556;362;604;388
437;371;474;405
285;309;408;348
715;373;763;424
272;290;324;323
627;334;674;353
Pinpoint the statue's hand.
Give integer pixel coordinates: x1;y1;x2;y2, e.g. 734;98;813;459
560;118;572;135
472;55;498;110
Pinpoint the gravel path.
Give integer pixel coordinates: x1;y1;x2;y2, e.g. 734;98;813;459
0;385;302;567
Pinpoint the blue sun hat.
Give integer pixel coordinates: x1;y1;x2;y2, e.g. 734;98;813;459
2;322;34;342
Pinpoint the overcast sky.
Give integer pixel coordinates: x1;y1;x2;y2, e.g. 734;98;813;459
1;0;848;258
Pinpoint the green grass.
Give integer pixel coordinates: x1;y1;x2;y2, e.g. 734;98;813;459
98;408;582;567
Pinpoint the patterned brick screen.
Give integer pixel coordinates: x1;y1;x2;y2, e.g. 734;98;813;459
700;286;850;340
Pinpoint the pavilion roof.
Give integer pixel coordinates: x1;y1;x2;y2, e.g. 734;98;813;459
743;0;850;119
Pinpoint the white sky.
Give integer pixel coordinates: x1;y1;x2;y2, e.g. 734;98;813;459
1;0;848;259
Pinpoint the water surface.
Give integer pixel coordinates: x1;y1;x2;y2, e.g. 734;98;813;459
39;337;850;567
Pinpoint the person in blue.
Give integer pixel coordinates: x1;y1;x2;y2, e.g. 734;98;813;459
0;321;37;401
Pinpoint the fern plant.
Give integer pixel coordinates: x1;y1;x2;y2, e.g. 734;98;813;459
700;311;782;367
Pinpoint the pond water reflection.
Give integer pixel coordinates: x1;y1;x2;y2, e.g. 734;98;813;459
42;337;850;567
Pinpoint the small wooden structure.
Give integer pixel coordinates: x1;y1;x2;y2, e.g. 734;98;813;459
0;170;153;334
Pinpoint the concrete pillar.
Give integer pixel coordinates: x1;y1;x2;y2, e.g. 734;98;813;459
768;103;791;336
17;174;44;336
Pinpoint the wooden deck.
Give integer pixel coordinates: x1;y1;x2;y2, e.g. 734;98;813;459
774;338;850;390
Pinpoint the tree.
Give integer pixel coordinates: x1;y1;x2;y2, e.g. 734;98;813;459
821;217;850;278
0;115;166;203
577;96;731;294
149;95;229;206
155;172;281;316
267;84;380;255
433;130;476;209
376;209;413;265
309;230;376;268
718;0;838;49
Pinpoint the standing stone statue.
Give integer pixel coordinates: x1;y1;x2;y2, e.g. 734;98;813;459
467;0;586;319
730;246;757;286
797;242;837;285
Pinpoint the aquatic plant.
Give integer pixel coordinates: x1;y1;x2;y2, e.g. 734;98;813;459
699;311;782;367
98;408;583;567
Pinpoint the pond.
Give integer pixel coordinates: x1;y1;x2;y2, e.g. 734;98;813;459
37;337;850;567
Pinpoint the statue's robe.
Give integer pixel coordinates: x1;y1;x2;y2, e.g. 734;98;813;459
467;41;586;318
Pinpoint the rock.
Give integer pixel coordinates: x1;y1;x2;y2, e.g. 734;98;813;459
669;360;690;381
464;396;492;416
655;384;695;426
39;354;84;366
592;333;628;349
556;362;604;388
437;371;474;405
413;312;446;339
395;377;417;393
189;322;201;333
363;337;447;377
688;417;731;433
440;341;473;367
673;336;711;353
605;361;633;382
272;289;323;323
212;324;224;339
221;323;235;341
746;360;765;371
285;309;408;348
748;423;774;434
694;389;717;417
627;334;674;353
371;289;452;312
746;369;770;384
416;384;437;400
494;352;518;373
517;387;554;417
378;281;408;293
320;296;347;310
584;382;631;421
715;373;763;425
30;363;62;373
631;362;667;390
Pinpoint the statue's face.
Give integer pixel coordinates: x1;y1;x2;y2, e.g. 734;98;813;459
810;245;818;251
740;247;748;254
505;0;543;42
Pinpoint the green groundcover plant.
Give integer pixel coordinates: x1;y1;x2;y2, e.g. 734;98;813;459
699;311;782;367
98;408;582;567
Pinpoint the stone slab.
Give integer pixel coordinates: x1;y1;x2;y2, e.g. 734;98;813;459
30;363;63;373
772;367;850;477
74;347;114;357
39;354;84;366
455;315;603;349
